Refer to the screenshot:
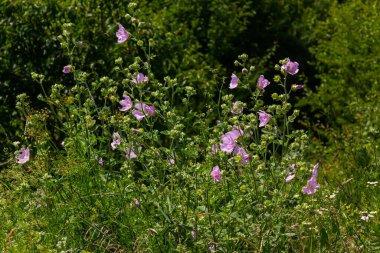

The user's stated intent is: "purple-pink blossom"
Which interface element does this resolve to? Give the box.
[231,101,243,114]
[291,84,304,91]
[257,75,270,90]
[302,163,320,195]
[16,147,30,164]
[99,158,104,166]
[62,65,71,74]
[132,109,145,121]
[211,165,221,182]
[312,163,319,178]
[119,94,132,111]
[258,111,270,128]
[132,103,156,121]
[111,132,121,150]
[286,164,296,182]
[281,60,299,75]
[285,174,295,182]
[229,73,239,89]
[220,126,244,154]
[134,198,140,207]
[132,73,149,84]
[233,146,250,165]
[126,146,141,159]
[116,23,129,44]
[302,177,320,195]
[220,134,236,154]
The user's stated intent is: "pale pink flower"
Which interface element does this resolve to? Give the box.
[99,158,104,166]
[220,127,243,154]
[62,65,71,74]
[312,163,319,178]
[211,166,221,182]
[232,125,244,136]
[285,174,295,182]
[143,104,156,116]
[116,23,129,43]
[132,103,156,120]
[361,215,369,222]
[16,147,30,164]
[111,132,121,150]
[220,134,236,154]
[210,144,219,155]
[233,146,250,165]
[291,84,304,91]
[281,60,299,75]
[131,73,149,84]
[258,111,270,127]
[257,75,270,90]
[302,163,321,195]
[286,164,296,182]
[132,128,142,133]
[134,198,140,207]
[169,156,175,165]
[191,230,197,239]
[126,146,141,159]
[231,101,243,114]
[229,73,239,89]
[132,109,145,121]
[302,177,320,195]
[119,94,132,111]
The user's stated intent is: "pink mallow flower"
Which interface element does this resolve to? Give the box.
[132,103,156,121]
[210,143,219,155]
[257,75,270,90]
[119,94,132,111]
[286,164,296,182]
[291,84,304,91]
[134,198,140,207]
[258,111,270,128]
[126,146,142,159]
[233,146,250,165]
[231,101,243,114]
[62,65,71,74]
[211,166,221,182]
[302,163,320,195]
[111,132,121,150]
[16,147,30,164]
[132,73,149,84]
[281,59,299,75]
[99,158,104,166]
[116,23,129,44]
[220,127,243,154]
[229,73,239,89]
[285,174,295,182]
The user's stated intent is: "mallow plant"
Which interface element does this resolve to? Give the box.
[2,10,374,252]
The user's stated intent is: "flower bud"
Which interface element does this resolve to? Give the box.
[238,53,248,61]
[273,75,281,83]
[115,57,123,65]
[128,2,137,10]
[271,93,279,100]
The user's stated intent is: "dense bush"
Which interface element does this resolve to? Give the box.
[303,0,380,126]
